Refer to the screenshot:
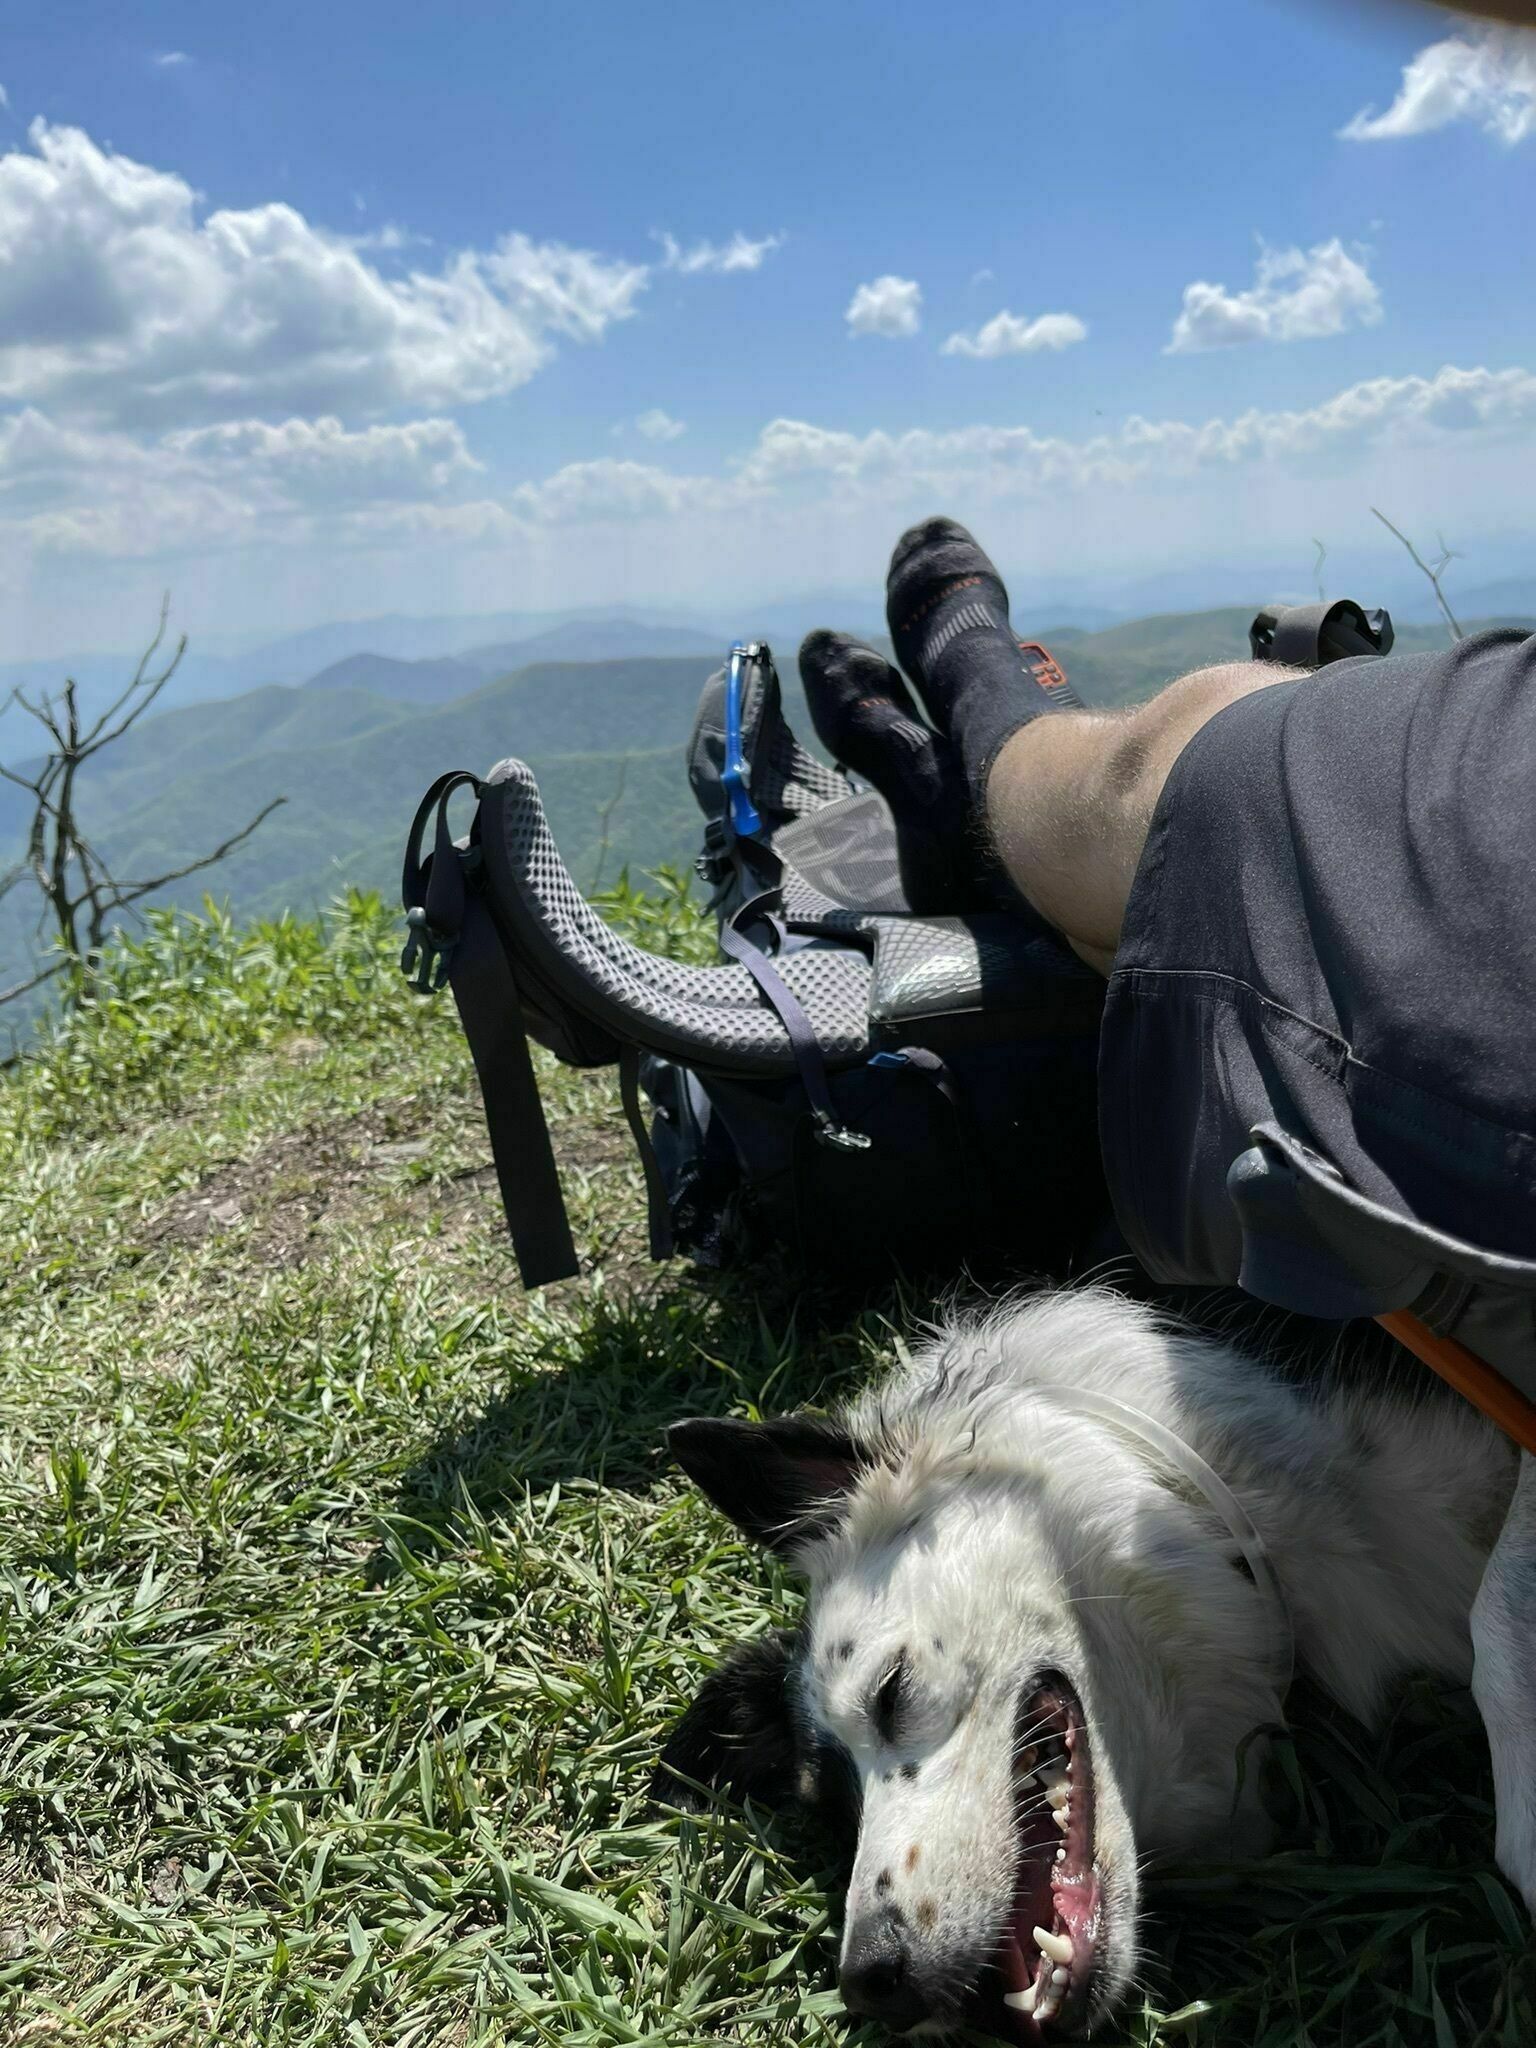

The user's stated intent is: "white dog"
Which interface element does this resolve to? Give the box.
[658,1287,1530,2040]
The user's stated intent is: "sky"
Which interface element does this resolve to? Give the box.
[1,0,1534,655]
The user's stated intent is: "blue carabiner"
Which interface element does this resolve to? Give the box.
[721,641,763,839]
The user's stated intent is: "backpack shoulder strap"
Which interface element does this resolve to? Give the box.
[401,771,579,1289]
[448,890,579,1288]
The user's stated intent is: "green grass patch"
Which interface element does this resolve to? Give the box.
[0,893,1530,2043]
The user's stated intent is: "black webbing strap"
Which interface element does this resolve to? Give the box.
[717,893,871,1153]
[402,770,481,914]
[618,1045,675,1260]
[401,768,578,1289]
[400,771,483,993]
[447,889,580,1289]
[889,1045,986,1236]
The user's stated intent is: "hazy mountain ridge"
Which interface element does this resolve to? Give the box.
[3,606,1529,1010]
[300,619,725,705]
[0,608,727,732]
[9,568,1531,736]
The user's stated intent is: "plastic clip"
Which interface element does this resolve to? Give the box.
[721,642,764,840]
[400,905,455,994]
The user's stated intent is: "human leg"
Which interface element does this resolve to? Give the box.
[882,516,1301,971]
[984,662,1302,972]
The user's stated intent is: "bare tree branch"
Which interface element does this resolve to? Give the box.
[108,798,287,905]
[1371,507,1464,643]
[0,604,284,1012]
[0,753,46,796]
[77,592,185,752]
[0,955,70,1007]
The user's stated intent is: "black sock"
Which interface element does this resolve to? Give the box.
[886,517,1074,802]
[799,629,952,809]
[798,630,983,913]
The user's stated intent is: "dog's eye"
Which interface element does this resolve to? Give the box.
[873,1652,910,1743]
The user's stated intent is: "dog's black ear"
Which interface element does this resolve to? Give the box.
[666,1415,866,1552]
[651,1628,806,1812]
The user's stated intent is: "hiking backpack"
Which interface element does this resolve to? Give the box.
[399,640,1107,1289]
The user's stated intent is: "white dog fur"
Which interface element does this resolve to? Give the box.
[663,1286,1531,2039]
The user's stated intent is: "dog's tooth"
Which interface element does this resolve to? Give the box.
[1052,1965,1070,1988]
[1003,1985,1037,2015]
[1034,1926,1073,1967]
[1055,1846,1066,1861]
[1053,1805,1070,1831]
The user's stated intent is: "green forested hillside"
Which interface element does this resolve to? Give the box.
[2,609,1524,1002]
[0,657,732,994]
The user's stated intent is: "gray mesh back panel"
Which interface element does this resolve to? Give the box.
[481,757,1103,1066]
[482,758,873,1072]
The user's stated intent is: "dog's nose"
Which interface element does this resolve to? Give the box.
[839,1921,929,2032]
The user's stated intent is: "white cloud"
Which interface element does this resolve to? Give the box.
[0,119,650,428]
[941,310,1087,358]
[343,222,426,253]
[154,51,192,68]
[0,120,798,593]
[1167,238,1381,353]
[1341,27,1536,144]
[13,359,1531,568]
[738,363,1536,496]
[10,359,1536,651]
[657,230,783,275]
[0,406,486,557]
[472,360,1536,613]
[164,414,481,497]
[845,274,922,338]
[511,456,747,525]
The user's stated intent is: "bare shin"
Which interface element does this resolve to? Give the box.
[984,660,1305,974]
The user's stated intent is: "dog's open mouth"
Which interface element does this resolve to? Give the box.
[988,1674,1102,2040]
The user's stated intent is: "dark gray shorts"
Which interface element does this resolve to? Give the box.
[1099,629,1536,1298]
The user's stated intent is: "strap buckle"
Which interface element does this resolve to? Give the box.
[400,905,455,994]
[694,818,733,885]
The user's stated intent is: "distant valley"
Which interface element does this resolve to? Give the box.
[2,603,1530,1014]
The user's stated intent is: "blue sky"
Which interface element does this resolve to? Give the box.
[2,0,1534,653]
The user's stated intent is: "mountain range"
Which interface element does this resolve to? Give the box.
[10,557,1531,739]
[1,603,1529,1014]
[299,617,725,706]
[0,611,731,734]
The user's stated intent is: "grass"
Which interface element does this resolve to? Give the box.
[0,888,1531,2046]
